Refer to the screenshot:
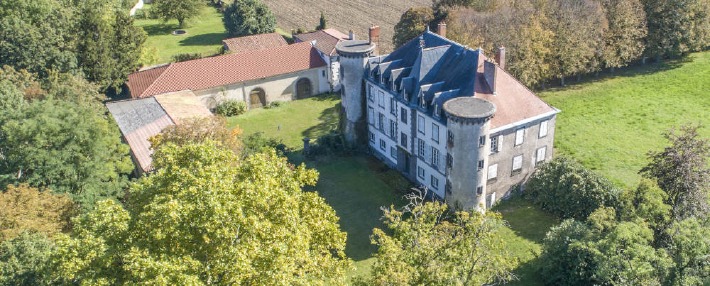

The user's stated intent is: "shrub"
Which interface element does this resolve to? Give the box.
[172,53,202,62]
[525,157,621,220]
[305,131,349,159]
[214,100,247,117]
[242,132,288,157]
[264,101,282,109]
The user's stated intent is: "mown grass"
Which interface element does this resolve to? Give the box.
[134,4,227,63]
[540,51,710,188]
[227,94,341,149]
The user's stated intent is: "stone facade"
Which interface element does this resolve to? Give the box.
[342,30,559,211]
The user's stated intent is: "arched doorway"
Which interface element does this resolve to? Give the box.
[249,87,266,109]
[296,78,312,99]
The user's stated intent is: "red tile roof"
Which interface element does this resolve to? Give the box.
[126,65,170,99]
[294,29,349,56]
[124,114,174,172]
[474,54,557,130]
[222,32,288,53]
[128,42,326,98]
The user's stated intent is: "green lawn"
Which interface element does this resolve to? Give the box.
[541,51,710,188]
[134,4,228,63]
[227,94,341,149]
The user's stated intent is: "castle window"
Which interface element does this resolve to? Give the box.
[368,85,374,102]
[434,104,441,117]
[389,119,396,139]
[418,139,425,158]
[391,147,397,159]
[380,139,386,151]
[515,128,525,146]
[390,98,396,115]
[431,148,440,169]
[539,120,549,138]
[479,135,486,147]
[418,166,425,179]
[368,131,375,143]
[432,124,439,143]
[417,115,425,134]
[430,175,439,190]
[445,180,452,195]
[400,107,408,123]
[487,164,498,180]
[378,113,384,131]
[447,130,454,147]
[378,91,385,107]
[490,136,499,153]
[536,146,547,164]
[446,153,453,169]
[322,70,326,77]
[512,155,523,172]
[368,107,374,125]
[400,133,408,148]
[478,159,485,171]
[476,186,483,195]
[420,96,426,109]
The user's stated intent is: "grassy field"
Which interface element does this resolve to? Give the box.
[227,94,341,149]
[134,4,227,63]
[541,52,710,188]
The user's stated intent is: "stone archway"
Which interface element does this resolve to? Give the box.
[296,78,312,99]
[249,87,266,109]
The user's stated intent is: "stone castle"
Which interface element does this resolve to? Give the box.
[336,24,559,210]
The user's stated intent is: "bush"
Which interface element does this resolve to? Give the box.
[524,157,621,220]
[222,0,276,37]
[242,132,288,157]
[214,100,247,117]
[264,101,282,109]
[172,53,202,62]
[304,131,349,159]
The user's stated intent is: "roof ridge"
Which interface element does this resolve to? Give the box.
[140,63,172,98]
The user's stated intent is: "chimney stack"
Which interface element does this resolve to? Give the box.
[369,25,380,55]
[495,46,506,69]
[437,22,447,38]
[348,30,354,40]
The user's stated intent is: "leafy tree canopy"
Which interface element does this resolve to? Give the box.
[222,0,277,37]
[0,232,54,286]
[392,7,434,48]
[53,141,350,285]
[359,191,516,285]
[152,0,204,28]
[0,184,76,242]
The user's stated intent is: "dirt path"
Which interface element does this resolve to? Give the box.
[263,0,430,53]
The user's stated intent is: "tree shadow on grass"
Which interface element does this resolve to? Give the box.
[539,57,692,93]
[301,100,340,140]
[141,23,179,36]
[508,255,546,286]
[493,196,560,243]
[179,32,228,47]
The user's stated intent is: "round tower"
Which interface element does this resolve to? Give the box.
[335,39,375,145]
[443,97,496,211]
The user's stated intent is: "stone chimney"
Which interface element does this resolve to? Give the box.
[484,60,497,94]
[369,25,380,55]
[437,22,447,38]
[348,30,354,40]
[495,46,506,69]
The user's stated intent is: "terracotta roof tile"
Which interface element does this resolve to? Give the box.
[129,42,326,98]
[474,54,557,130]
[222,32,288,53]
[126,65,170,99]
[294,29,348,56]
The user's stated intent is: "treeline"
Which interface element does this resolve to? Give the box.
[394,0,709,87]
[525,125,709,285]
[0,0,147,93]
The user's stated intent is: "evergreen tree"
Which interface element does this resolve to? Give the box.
[316,11,327,30]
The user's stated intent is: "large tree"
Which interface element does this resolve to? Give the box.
[53,141,350,285]
[0,67,133,209]
[0,232,54,286]
[643,0,710,59]
[0,185,75,242]
[359,191,516,285]
[599,0,647,71]
[152,0,204,28]
[392,7,434,48]
[222,0,277,37]
[640,125,709,219]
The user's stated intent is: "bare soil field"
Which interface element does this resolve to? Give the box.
[263,0,431,53]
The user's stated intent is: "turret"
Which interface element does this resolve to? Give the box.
[443,97,496,211]
[335,36,376,145]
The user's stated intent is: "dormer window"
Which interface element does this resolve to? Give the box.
[420,96,426,109]
[433,104,441,117]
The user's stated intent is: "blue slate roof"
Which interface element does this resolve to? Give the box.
[366,30,480,122]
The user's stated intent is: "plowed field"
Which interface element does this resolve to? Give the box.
[263,0,430,52]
